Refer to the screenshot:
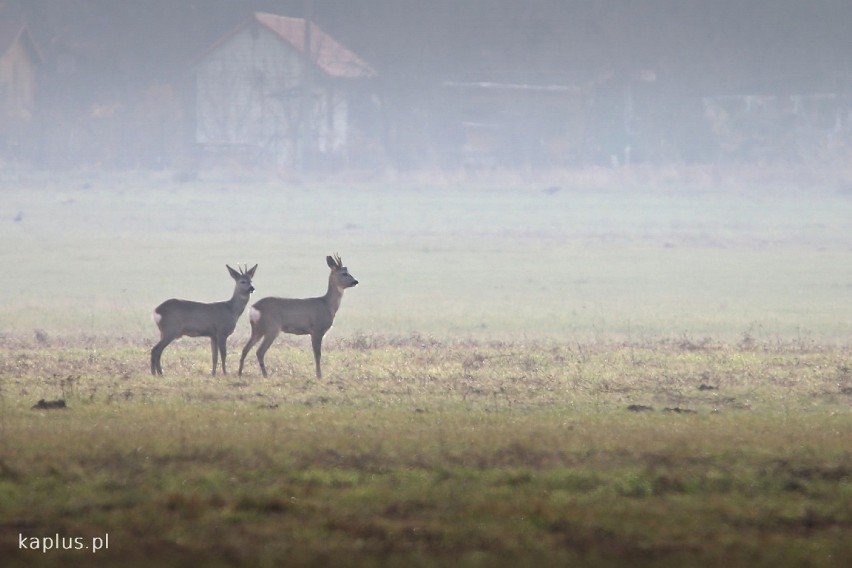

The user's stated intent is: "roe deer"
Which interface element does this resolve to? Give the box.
[238,254,358,379]
[151,264,257,376]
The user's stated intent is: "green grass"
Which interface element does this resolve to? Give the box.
[1,172,851,565]
[1,339,850,566]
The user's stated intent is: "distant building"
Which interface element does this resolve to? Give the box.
[194,12,379,170]
[0,15,41,139]
[702,93,851,162]
[444,81,589,169]
[442,71,677,170]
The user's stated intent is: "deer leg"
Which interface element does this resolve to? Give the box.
[238,331,263,376]
[150,344,159,376]
[311,332,324,379]
[218,334,229,375]
[255,330,280,378]
[210,337,219,376]
[151,334,176,376]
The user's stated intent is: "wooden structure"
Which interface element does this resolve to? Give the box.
[194,12,377,170]
[703,93,850,162]
[0,14,41,141]
[444,81,589,169]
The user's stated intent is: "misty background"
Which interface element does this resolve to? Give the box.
[2,0,852,175]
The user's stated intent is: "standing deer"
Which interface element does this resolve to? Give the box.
[151,264,257,376]
[238,254,358,379]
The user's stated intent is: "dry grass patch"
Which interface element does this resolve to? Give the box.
[0,338,850,566]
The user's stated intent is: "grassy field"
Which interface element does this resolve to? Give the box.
[1,339,850,567]
[1,170,851,566]
[2,169,851,340]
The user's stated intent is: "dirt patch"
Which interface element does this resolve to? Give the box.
[31,399,67,410]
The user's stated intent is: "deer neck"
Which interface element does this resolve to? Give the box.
[227,289,251,317]
[323,276,345,317]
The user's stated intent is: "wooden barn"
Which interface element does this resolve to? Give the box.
[194,12,377,170]
[0,11,41,136]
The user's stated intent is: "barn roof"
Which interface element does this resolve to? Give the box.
[199,12,375,79]
[0,2,41,62]
[253,12,375,78]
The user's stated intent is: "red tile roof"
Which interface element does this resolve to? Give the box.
[0,1,29,56]
[254,12,375,79]
[0,22,42,63]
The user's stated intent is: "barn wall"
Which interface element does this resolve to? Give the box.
[0,40,37,121]
[195,24,351,168]
[196,26,303,152]
[317,87,347,153]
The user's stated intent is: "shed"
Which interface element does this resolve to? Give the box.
[194,12,377,169]
[0,14,41,126]
[702,93,850,162]
[444,81,589,169]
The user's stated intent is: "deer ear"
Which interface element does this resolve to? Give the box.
[246,264,258,278]
[226,265,241,279]
[326,255,337,269]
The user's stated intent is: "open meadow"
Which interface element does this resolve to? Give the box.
[1,169,851,566]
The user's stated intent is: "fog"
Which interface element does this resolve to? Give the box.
[3,0,852,174]
[4,8,852,567]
